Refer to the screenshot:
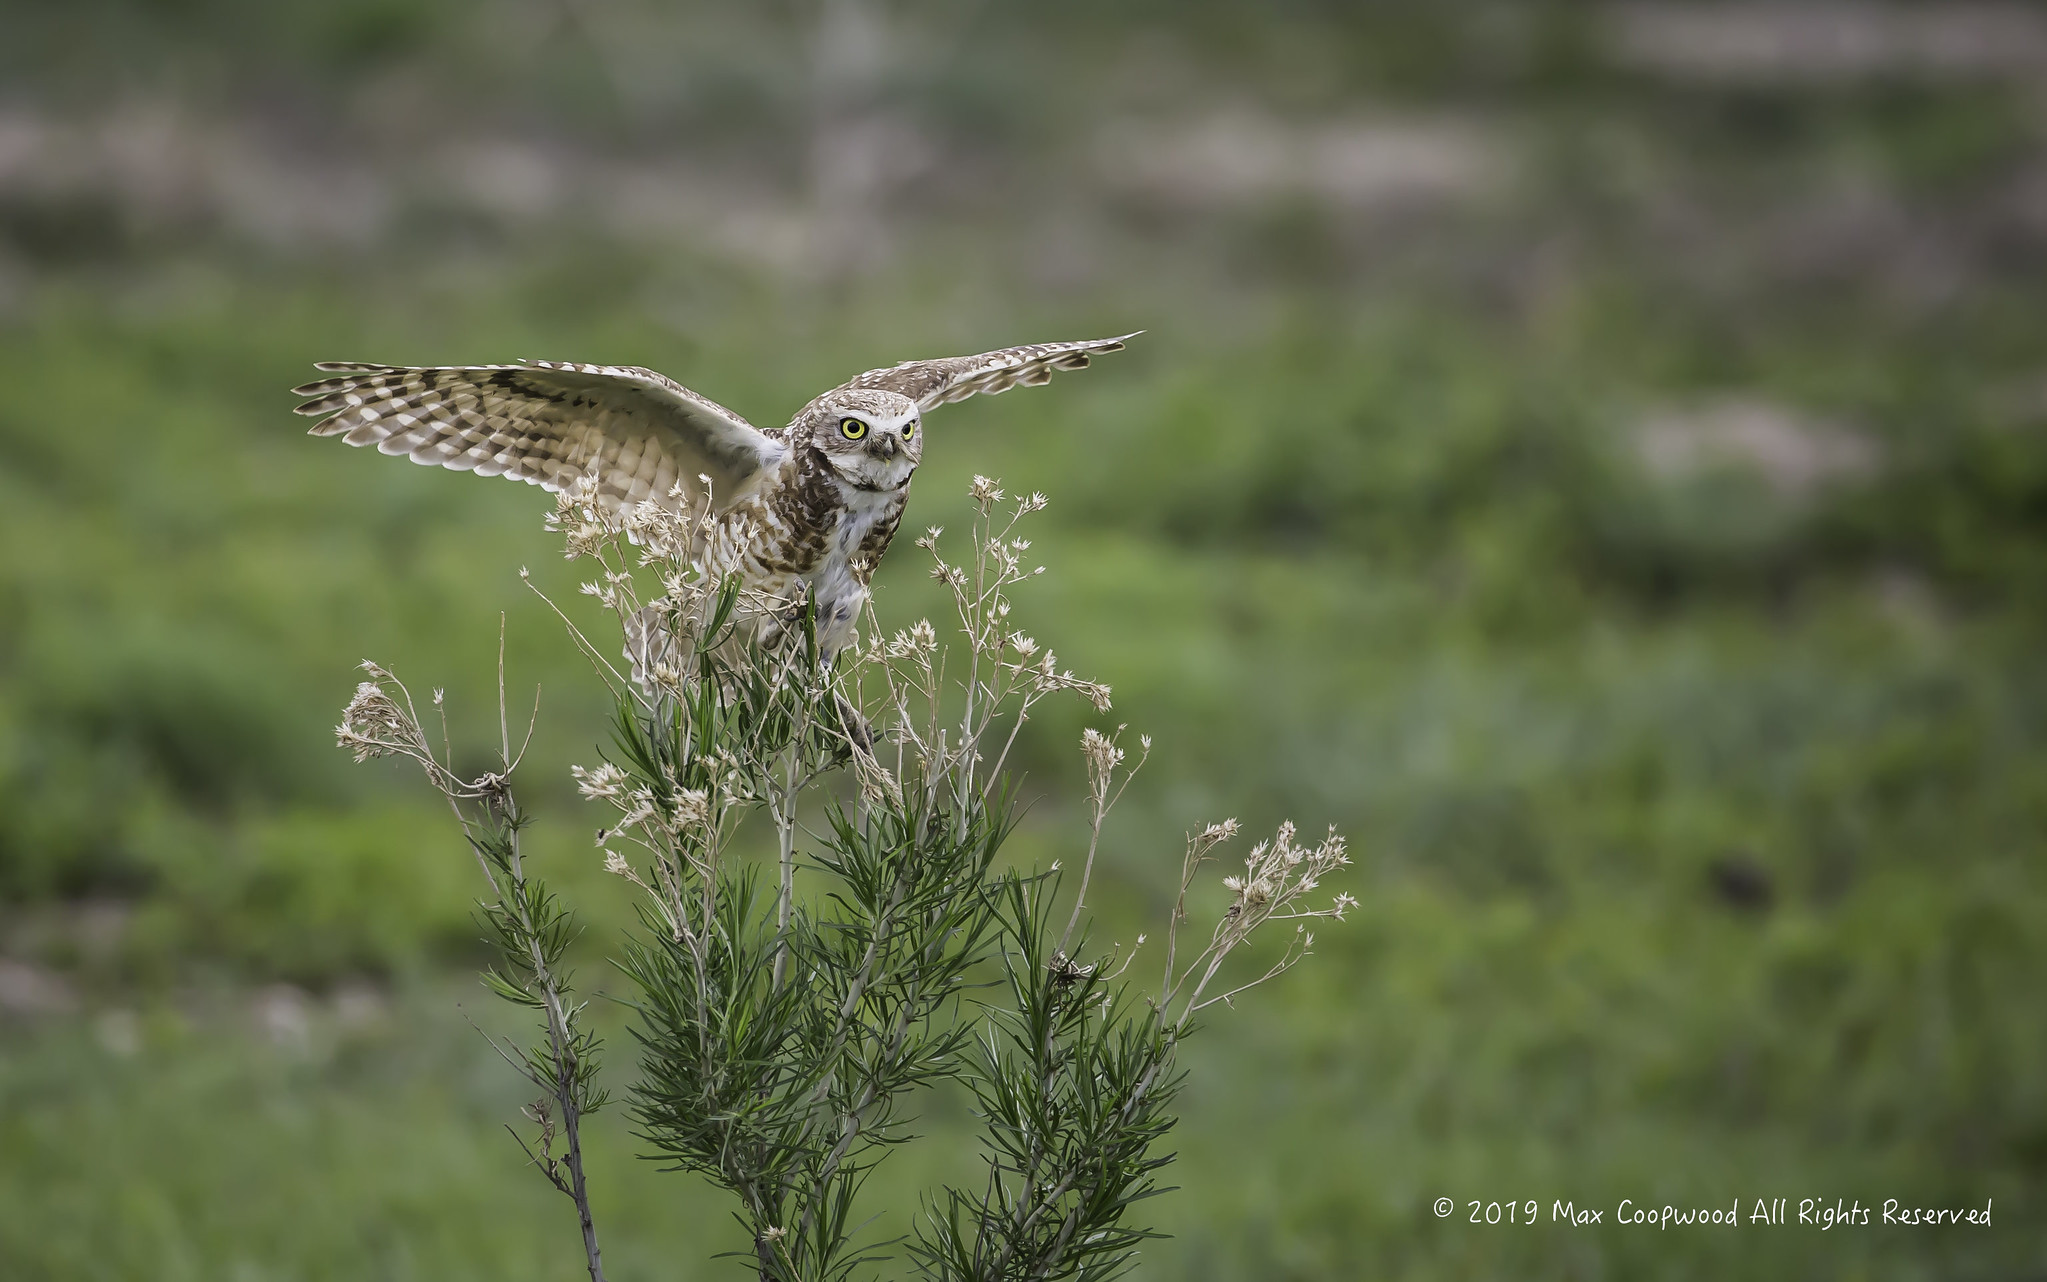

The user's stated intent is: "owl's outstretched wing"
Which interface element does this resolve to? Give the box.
[831,334,1137,412]
[291,360,785,510]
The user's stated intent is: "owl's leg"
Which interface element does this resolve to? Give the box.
[812,592,864,666]
[752,582,813,655]
[833,693,875,753]
[812,590,872,750]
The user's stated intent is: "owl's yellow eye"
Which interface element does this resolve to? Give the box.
[839,417,868,440]
[902,421,917,440]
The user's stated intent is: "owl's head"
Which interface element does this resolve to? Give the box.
[803,388,922,492]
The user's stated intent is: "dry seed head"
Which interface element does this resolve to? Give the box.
[550,485,580,523]
[1016,649,1110,708]
[887,618,939,660]
[613,787,658,834]
[337,680,419,763]
[572,763,628,801]
[561,522,607,559]
[669,787,711,831]
[1080,727,1126,776]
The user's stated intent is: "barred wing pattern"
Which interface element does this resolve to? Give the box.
[835,334,1138,411]
[291,361,785,511]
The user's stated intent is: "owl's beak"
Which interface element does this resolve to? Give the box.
[875,435,899,459]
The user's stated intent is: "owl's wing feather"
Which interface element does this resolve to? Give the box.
[291,361,784,510]
[833,334,1138,412]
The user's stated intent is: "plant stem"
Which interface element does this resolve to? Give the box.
[772,763,798,991]
[1059,798,1107,955]
[505,820,608,1282]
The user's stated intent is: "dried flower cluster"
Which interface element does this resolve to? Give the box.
[846,480,1113,822]
[335,664,440,767]
[1159,820,1356,1023]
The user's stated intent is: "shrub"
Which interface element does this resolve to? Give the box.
[335,476,1355,1280]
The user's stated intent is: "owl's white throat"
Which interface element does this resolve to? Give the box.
[827,452,915,496]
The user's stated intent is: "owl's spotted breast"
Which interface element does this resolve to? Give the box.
[702,443,907,655]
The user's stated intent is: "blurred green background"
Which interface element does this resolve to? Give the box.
[2,1,2044,1277]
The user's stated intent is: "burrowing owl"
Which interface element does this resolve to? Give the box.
[292,336,1133,658]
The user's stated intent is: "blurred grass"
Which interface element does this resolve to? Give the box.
[3,1,2047,1277]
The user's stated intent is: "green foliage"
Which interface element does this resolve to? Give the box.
[914,876,1185,1282]
[623,790,1013,1280]
[609,602,1014,1279]
[129,803,484,984]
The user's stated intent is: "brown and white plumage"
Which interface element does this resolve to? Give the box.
[290,360,784,511]
[293,335,1134,658]
[830,336,1139,411]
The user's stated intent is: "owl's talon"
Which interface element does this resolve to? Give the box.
[834,693,875,754]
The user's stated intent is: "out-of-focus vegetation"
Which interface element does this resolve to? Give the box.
[2,2,2044,1277]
